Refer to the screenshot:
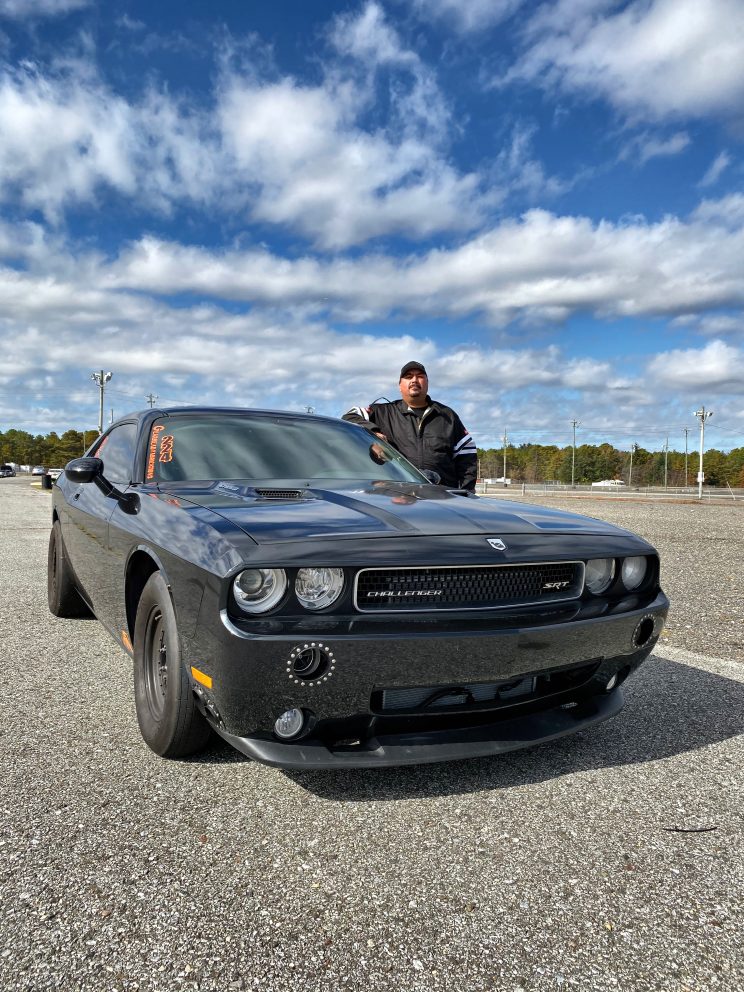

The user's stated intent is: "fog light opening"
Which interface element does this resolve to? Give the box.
[632,616,656,648]
[274,708,311,740]
[288,643,335,682]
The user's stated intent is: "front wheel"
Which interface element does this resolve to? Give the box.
[133,572,211,758]
[47,521,91,618]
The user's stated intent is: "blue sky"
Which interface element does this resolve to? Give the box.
[1,0,744,453]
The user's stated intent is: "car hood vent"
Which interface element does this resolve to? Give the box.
[254,488,306,499]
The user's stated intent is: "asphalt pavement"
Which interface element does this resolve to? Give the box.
[1,477,742,992]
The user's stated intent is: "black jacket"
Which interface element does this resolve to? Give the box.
[343,398,477,491]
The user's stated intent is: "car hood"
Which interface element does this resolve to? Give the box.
[158,480,634,545]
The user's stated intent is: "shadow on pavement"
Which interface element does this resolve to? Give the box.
[274,653,744,800]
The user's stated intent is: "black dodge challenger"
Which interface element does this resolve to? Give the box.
[48,407,668,768]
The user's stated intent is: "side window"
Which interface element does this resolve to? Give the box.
[92,423,137,485]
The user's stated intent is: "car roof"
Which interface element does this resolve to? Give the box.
[115,406,344,430]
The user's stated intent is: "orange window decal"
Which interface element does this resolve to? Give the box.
[158,434,174,463]
[146,425,165,480]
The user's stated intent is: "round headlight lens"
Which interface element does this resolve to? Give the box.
[295,567,344,611]
[233,568,287,613]
[621,556,647,590]
[585,558,615,594]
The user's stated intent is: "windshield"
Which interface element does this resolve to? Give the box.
[146,414,428,484]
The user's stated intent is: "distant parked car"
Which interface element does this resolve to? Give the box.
[591,480,626,487]
[47,468,63,481]
[31,465,45,476]
[0,464,16,477]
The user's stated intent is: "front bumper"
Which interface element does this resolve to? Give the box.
[187,589,668,767]
[214,688,625,768]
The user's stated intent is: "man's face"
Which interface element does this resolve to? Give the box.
[399,369,428,407]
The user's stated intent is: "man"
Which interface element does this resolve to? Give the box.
[342,361,477,491]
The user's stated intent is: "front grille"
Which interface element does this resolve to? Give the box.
[354,561,584,612]
[254,488,305,499]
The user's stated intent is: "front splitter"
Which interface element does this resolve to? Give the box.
[211,688,625,769]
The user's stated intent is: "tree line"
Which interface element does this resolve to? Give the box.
[0,429,95,468]
[478,441,744,488]
[1,427,743,487]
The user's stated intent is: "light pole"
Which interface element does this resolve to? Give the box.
[628,443,637,487]
[91,370,113,434]
[694,406,712,500]
[571,419,580,488]
[502,429,508,486]
[663,435,669,489]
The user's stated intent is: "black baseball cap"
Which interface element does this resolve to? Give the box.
[399,361,427,379]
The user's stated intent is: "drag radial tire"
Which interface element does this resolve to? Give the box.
[133,572,211,758]
[47,520,92,618]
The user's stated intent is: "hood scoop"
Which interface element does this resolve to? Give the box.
[254,488,307,500]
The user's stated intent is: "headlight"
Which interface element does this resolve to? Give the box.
[295,567,344,610]
[621,556,647,590]
[585,558,615,594]
[233,568,287,613]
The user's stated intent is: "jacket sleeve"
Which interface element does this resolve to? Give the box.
[341,404,385,434]
[452,416,478,491]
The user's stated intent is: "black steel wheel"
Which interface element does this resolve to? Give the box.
[47,520,91,618]
[133,572,211,758]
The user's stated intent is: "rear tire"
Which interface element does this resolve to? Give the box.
[133,572,211,758]
[47,521,91,618]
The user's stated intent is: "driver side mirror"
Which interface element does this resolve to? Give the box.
[420,469,441,484]
[64,457,104,484]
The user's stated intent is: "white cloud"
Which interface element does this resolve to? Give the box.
[0,0,90,19]
[214,64,484,248]
[493,123,574,200]
[699,151,732,188]
[507,0,744,124]
[647,339,744,391]
[405,0,523,33]
[692,193,744,228]
[623,131,690,165]
[678,313,744,337]
[95,198,744,326]
[0,270,651,436]
[0,63,220,221]
[331,2,417,68]
[0,14,488,248]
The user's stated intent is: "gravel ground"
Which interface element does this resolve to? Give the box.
[1,478,742,992]
[481,493,744,666]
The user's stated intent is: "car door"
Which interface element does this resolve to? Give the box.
[63,422,138,621]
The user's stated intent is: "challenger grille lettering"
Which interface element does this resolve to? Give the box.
[542,580,570,590]
[367,590,443,598]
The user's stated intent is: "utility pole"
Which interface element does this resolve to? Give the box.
[628,443,637,487]
[571,419,580,488]
[501,429,508,486]
[683,427,690,488]
[146,393,158,408]
[694,406,712,500]
[91,370,113,434]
